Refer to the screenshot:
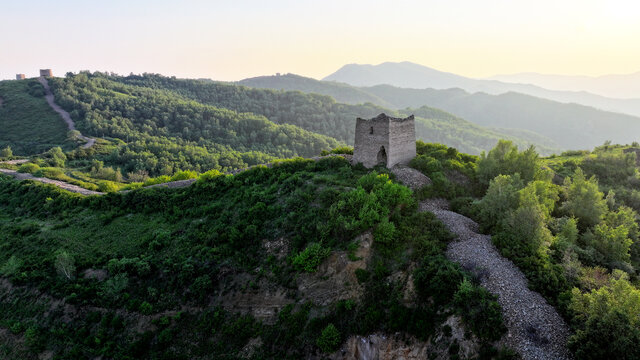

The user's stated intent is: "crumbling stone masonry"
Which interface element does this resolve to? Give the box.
[353,113,416,168]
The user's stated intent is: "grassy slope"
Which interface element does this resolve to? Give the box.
[0,80,72,155]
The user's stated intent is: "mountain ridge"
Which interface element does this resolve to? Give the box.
[323,61,640,117]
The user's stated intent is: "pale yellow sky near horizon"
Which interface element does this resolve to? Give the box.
[1,0,640,81]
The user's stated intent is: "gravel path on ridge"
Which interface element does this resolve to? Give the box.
[0,168,103,195]
[419,198,571,360]
[38,77,96,148]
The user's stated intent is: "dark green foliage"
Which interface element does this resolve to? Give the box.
[316,323,340,353]
[453,279,505,342]
[413,256,464,306]
[568,311,640,360]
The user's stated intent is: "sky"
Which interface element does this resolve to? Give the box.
[2,0,640,81]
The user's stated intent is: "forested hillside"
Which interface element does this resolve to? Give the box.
[238,73,393,108]
[0,80,74,155]
[240,73,640,151]
[47,73,340,176]
[123,73,559,155]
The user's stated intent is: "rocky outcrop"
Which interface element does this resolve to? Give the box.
[298,232,372,305]
[327,316,478,360]
[216,231,373,323]
[420,199,571,360]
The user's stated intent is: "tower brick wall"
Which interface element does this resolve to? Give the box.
[353,113,416,168]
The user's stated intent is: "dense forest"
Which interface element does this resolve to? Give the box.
[111,73,559,155]
[47,73,340,176]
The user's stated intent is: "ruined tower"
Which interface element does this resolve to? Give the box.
[16,74,25,80]
[39,69,53,77]
[353,113,416,168]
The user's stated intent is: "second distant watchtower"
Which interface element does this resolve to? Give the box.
[353,113,416,168]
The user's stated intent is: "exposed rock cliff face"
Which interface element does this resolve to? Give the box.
[216,232,374,323]
[298,232,372,305]
[327,316,478,360]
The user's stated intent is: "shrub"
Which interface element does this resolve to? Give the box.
[410,155,443,174]
[98,181,120,193]
[477,140,540,186]
[321,146,353,155]
[0,146,12,158]
[560,168,607,229]
[45,147,67,167]
[17,163,40,174]
[0,255,22,277]
[139,301,153,315]
[317,323,341,353]
[413,256,464,305]
[54,250,76,281]
[170,170,198,181]
[292,243,330,272]
[453,279,505,341]
[373,218,396,247]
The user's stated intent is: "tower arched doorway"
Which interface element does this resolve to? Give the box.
[377,146,387,165]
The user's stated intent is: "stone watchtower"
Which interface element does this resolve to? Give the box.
[39,69,53,77]
[16,74,25,80]
[352,113,416,168]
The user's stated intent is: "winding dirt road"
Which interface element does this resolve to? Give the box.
[38,77,95,148]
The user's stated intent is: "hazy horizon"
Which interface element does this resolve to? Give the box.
[2,0,640,82]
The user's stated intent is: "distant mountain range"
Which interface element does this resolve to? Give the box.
[240,72,640,150]
[322,61,640,118]
[489,71,640,99]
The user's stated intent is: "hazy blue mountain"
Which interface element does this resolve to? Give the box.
[364,85,640,150]
[238,74,561,154]
[489,71,640,99]
[323,61,640,117]
[239,73,393,108]
[239,73,640,150]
